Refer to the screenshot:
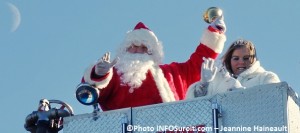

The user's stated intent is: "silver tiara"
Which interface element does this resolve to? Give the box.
[233,39,251,46]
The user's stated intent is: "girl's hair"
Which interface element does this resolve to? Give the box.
[222,39,257,74]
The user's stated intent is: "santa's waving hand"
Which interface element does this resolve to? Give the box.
[95,52,119,76]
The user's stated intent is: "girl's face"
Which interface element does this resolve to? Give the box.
[230,47,253,76]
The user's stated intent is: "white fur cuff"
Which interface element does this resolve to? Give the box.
[83,65,113,89]
[201,29,226,53]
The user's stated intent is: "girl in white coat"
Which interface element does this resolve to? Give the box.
[186,39,281,98]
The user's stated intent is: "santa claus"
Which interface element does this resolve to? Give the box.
[81,18,226,111]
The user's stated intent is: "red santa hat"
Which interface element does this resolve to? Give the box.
[134,22,151,31]
[119,22,164,63]
[125,22,159,48]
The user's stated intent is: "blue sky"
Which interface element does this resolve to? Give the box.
[0,0,299,132]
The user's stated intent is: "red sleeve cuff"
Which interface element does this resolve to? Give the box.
[208,26,223,34]
[208,26,218,32]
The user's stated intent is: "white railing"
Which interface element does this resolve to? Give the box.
[64,82,300,133]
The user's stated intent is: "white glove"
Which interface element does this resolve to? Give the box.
[201,57,217,83]
[95,52,119,76]
[210,15,226,33]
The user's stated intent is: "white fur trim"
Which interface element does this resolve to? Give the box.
[237,61,280,88]
[149,66,176,102]
[83,65,113,89]
[185,68,244,99]
[125,29,158,46]
[201,29,226,53]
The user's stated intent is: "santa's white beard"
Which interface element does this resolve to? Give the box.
[115,53,155,89]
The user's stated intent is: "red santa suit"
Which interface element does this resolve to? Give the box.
[82,22,226,111]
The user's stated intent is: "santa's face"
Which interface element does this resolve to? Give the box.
[126,43,149,54]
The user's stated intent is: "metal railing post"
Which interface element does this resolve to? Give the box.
[212,103,221,133]
[122,115,128,133]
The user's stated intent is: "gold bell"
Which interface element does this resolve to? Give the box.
[203,7,223,23]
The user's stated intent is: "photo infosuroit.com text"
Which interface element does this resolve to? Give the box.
[126,124,288,132]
